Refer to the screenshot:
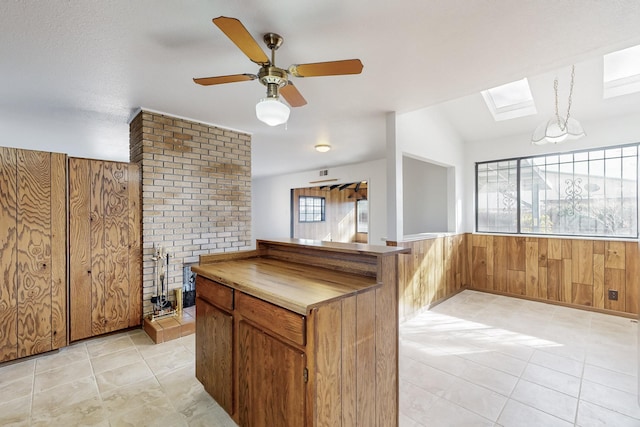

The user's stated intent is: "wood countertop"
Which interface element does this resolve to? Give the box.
[257,238,410,256]
[192,257,379,315]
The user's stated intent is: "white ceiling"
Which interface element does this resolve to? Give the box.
[2,1,640,177]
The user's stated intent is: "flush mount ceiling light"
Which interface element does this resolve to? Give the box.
[531,65,585,145]
[314,144,331,152]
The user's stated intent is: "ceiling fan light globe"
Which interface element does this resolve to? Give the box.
[256,97,290,126]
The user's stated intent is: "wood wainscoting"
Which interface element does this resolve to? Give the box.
[390,235,468,322]
[468,235,639,317]
[391,233,638,322]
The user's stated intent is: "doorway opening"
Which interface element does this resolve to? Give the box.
[290,181,368,243]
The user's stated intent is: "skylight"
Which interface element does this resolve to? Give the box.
[481,78,537,121]
[603,44,640,98]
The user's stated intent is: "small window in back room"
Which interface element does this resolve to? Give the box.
[299,196,325,222]
[356,199,368,233]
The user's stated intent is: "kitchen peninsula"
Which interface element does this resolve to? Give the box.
[192,238,409,427]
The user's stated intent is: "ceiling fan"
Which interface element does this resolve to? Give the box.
[194,16,364,126]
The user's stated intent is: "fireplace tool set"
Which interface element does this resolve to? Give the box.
[149,245,178,321]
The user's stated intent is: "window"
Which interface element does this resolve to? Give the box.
[603,44,640,98]
[299,196,325,222]
[480,78,537,121]
[476,144,639,238]
[356,199,369,233]
[476,160,519,233]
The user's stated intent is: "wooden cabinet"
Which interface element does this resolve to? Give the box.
[193,239,409,427]
[196,276,308,426]
[68,158,141,341]
[238,321,306,427]
[195,277,233,414]
[0,147,67,362]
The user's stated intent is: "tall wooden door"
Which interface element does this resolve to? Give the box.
[0,147,66,362]
[69,158,141,341]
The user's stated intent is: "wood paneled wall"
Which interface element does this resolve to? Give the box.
[468,235,639,316]
[0,147,67,362]
[292,186,366,243]
[69,158,141,342]
[393,235,468,322]
[392,233,638,321]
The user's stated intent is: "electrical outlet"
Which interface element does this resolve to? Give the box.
[608,289,619,301]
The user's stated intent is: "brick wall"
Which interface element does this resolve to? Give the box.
[130,110,252,315]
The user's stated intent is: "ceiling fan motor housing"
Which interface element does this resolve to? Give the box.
[258,66,288,98]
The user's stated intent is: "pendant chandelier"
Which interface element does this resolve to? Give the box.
[531,65,585,145]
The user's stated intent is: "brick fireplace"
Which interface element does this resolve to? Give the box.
[130,110,252,315]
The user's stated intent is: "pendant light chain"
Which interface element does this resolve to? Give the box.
[554,65,575,132]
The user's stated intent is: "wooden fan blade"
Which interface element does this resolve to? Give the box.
[289,59,363,77]
[213,16,269,65]
[193,74,256,86]
[280,82,307,107]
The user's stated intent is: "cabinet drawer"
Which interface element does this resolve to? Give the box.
[196,276,234,311]
[236,292,306,346]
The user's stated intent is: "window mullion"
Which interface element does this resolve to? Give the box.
[517,159,521,234]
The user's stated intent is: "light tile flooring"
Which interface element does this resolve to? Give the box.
[0,330,236,426]
[400,290,639,426]
[0,290,637,426]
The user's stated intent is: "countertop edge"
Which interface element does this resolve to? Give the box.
[192,260,381,316]
[257,238,410,256]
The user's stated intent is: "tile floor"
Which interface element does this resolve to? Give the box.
[0,330,236,427]
[400,290,639,427]
[0,290,637,426]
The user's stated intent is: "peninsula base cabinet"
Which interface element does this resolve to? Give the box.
[195,276,307,427]
[193,239,409,427]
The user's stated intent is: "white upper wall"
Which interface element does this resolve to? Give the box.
[390,106,467,239]
[402,155,449,234]
[252,159,388,246]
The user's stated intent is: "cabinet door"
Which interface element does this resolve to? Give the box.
[195,297,233,415]
[69,158,141,342]
[0,149,66,360]
[102,161,130,333]
[238,321,306,427]
[0,147,18,361]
